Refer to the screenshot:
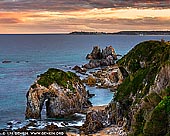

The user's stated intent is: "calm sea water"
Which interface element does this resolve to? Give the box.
[0,34,170,128]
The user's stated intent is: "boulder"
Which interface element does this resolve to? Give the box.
[80,107,116,134]
[2,60,12,63]
[25,68,91,119]
[80,110,104,134]
[83,60,101,69]
[83,75,96,86]
[100,55,115,66]
[72,65,87,74]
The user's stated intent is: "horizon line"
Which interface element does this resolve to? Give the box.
[0,30,170,35]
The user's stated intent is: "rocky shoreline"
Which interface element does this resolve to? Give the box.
[1,40,170,136]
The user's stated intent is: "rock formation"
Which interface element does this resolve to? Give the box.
[86,46,102,59]
[114,40,170,135]
[80,40,170,135]
[101,46,117,59]
[83,46,117,69]
[80,106,116,134]
[72,65,87,75]
[83,65,127,90]
[25,68,91,119]
[2,60,12,63]
[22,40,169,135]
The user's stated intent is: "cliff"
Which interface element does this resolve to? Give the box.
[25,68,91,119]
[80,40,170,135]
[114,40,170,135]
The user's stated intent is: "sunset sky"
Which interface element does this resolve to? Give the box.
[0,0,170,34]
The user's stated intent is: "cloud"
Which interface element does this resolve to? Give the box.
[83,16,170,31]
[0,0,169,12]
[0,18,21,24]
[20,16,170,32]
[1,16,170,33]
[0,2,170,34]
[0,0,90,12]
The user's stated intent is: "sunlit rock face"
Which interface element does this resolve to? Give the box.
[25,68,91,119]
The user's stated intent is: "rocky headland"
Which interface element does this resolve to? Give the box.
[113,40,170,136]
[80,40,170,136]
[1,40,169,136]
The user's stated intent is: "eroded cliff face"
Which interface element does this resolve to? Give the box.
[114,40,170,135]
[141,64,170,135]
[25,68,91,119]
[149,64,170,94]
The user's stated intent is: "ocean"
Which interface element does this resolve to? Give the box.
[0,34,170,129]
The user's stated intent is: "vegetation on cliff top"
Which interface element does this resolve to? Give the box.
[115,40,170,135]
[118,40,170,73]
[116,40,170,102]
[37,68,81,91]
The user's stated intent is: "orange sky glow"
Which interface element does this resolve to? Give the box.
[0,0,170,34]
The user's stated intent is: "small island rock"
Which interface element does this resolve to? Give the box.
[84,45,117,69]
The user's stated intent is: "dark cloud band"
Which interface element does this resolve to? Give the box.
[0,0,169,11]
[0,18,21,24]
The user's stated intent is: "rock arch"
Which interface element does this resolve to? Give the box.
[25,82,90,119]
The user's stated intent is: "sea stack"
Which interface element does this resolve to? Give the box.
[84,45,117,69]
[25,68,91,119]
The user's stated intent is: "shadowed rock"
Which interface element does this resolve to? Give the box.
[86,46,102,60]
[2,60,12,63]
[84,46,117,69]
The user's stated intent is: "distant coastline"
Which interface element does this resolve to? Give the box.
[69,31,170,35]
[1,31,170,35]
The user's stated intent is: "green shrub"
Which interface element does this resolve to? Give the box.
[133,109,145,135]
[37,68,80,92]
[143,96,170,135]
